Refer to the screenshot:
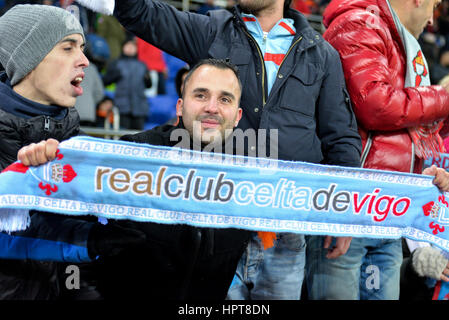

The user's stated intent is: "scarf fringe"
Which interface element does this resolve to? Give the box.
[75,0,114,15]
[0,209,30,233]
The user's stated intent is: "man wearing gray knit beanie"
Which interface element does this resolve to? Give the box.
[0,4,92,300]
[0,4,87,106]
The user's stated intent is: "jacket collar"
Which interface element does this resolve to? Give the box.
[232,4,322,49]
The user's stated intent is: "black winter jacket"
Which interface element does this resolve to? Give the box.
[95,122,252,300]
[0,74,95,300]
[113,1,362,166]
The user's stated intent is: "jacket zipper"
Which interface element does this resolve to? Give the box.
[277,36,303,72]
[44,116,50,131]
[242,28,267,106]
[361,132,415,173]
[410,141,415,173]
[360,132,373,168]
[43,116,51,139]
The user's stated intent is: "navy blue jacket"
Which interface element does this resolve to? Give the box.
[114,1,362,166]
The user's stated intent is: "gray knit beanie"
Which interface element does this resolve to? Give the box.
[0,4,85,86]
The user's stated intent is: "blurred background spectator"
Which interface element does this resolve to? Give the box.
[102,36,152,130]
[137,38,168,96]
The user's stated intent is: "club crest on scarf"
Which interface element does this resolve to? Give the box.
[412,50,428,87]
[422,195,449,235]
[1,150,77,196]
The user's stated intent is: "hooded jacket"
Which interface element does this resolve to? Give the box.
[323,0,449,173]
[0,73,94,299]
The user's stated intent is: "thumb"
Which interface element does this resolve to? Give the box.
[423,165,437,176]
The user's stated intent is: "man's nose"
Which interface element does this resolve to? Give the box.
[78,50,89,68]
[204,98,219,113]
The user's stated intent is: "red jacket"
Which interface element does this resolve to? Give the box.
[323,0,449,173]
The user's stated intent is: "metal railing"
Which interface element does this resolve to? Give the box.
[80,107,140,140]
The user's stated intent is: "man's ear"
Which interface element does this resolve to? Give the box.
[176,98,183,117]
[234,108,243,127]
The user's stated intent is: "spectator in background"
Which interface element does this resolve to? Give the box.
[175,65,190,98]
[136,37,167,95]
[96,14,126,62]
[103,36,152,130]
[164,64,190,126]
[84,33,110,71]
[400,239,449,300]
[431,47,449,84]
[437,0,449,37]
[74,62,105,126]
[95,96,114,127]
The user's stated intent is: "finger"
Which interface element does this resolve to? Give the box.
[433,169,449,192]
[423,165,437,176]
[340,237,352,254]
[323,236,332,249]
[34,141,48,165]
[441,274,449,282]
[45,139,60,161]
[17,145,31,166]
[23,143,39,166]
[326,246,343,259]
[442,266,449,277]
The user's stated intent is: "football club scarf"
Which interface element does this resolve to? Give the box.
[1,136,449,252]
[387,1,445,159]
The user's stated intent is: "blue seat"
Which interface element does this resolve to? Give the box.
[163,52,188,81]
[147,94,178,126]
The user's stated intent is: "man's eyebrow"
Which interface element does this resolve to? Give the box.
[192,87,236,100]
[60,38,85,47]
[220,90,236,100]
[192,87,209,93]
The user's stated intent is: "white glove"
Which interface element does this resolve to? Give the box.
[412,246,449,280]
[76,0,115,15]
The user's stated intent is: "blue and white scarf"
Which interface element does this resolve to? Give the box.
[1,136,449,252]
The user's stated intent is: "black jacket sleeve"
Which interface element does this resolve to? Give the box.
[113,0,218,64]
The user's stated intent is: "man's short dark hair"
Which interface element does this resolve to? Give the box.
[181,58,242,100]
[175,65,190,97]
